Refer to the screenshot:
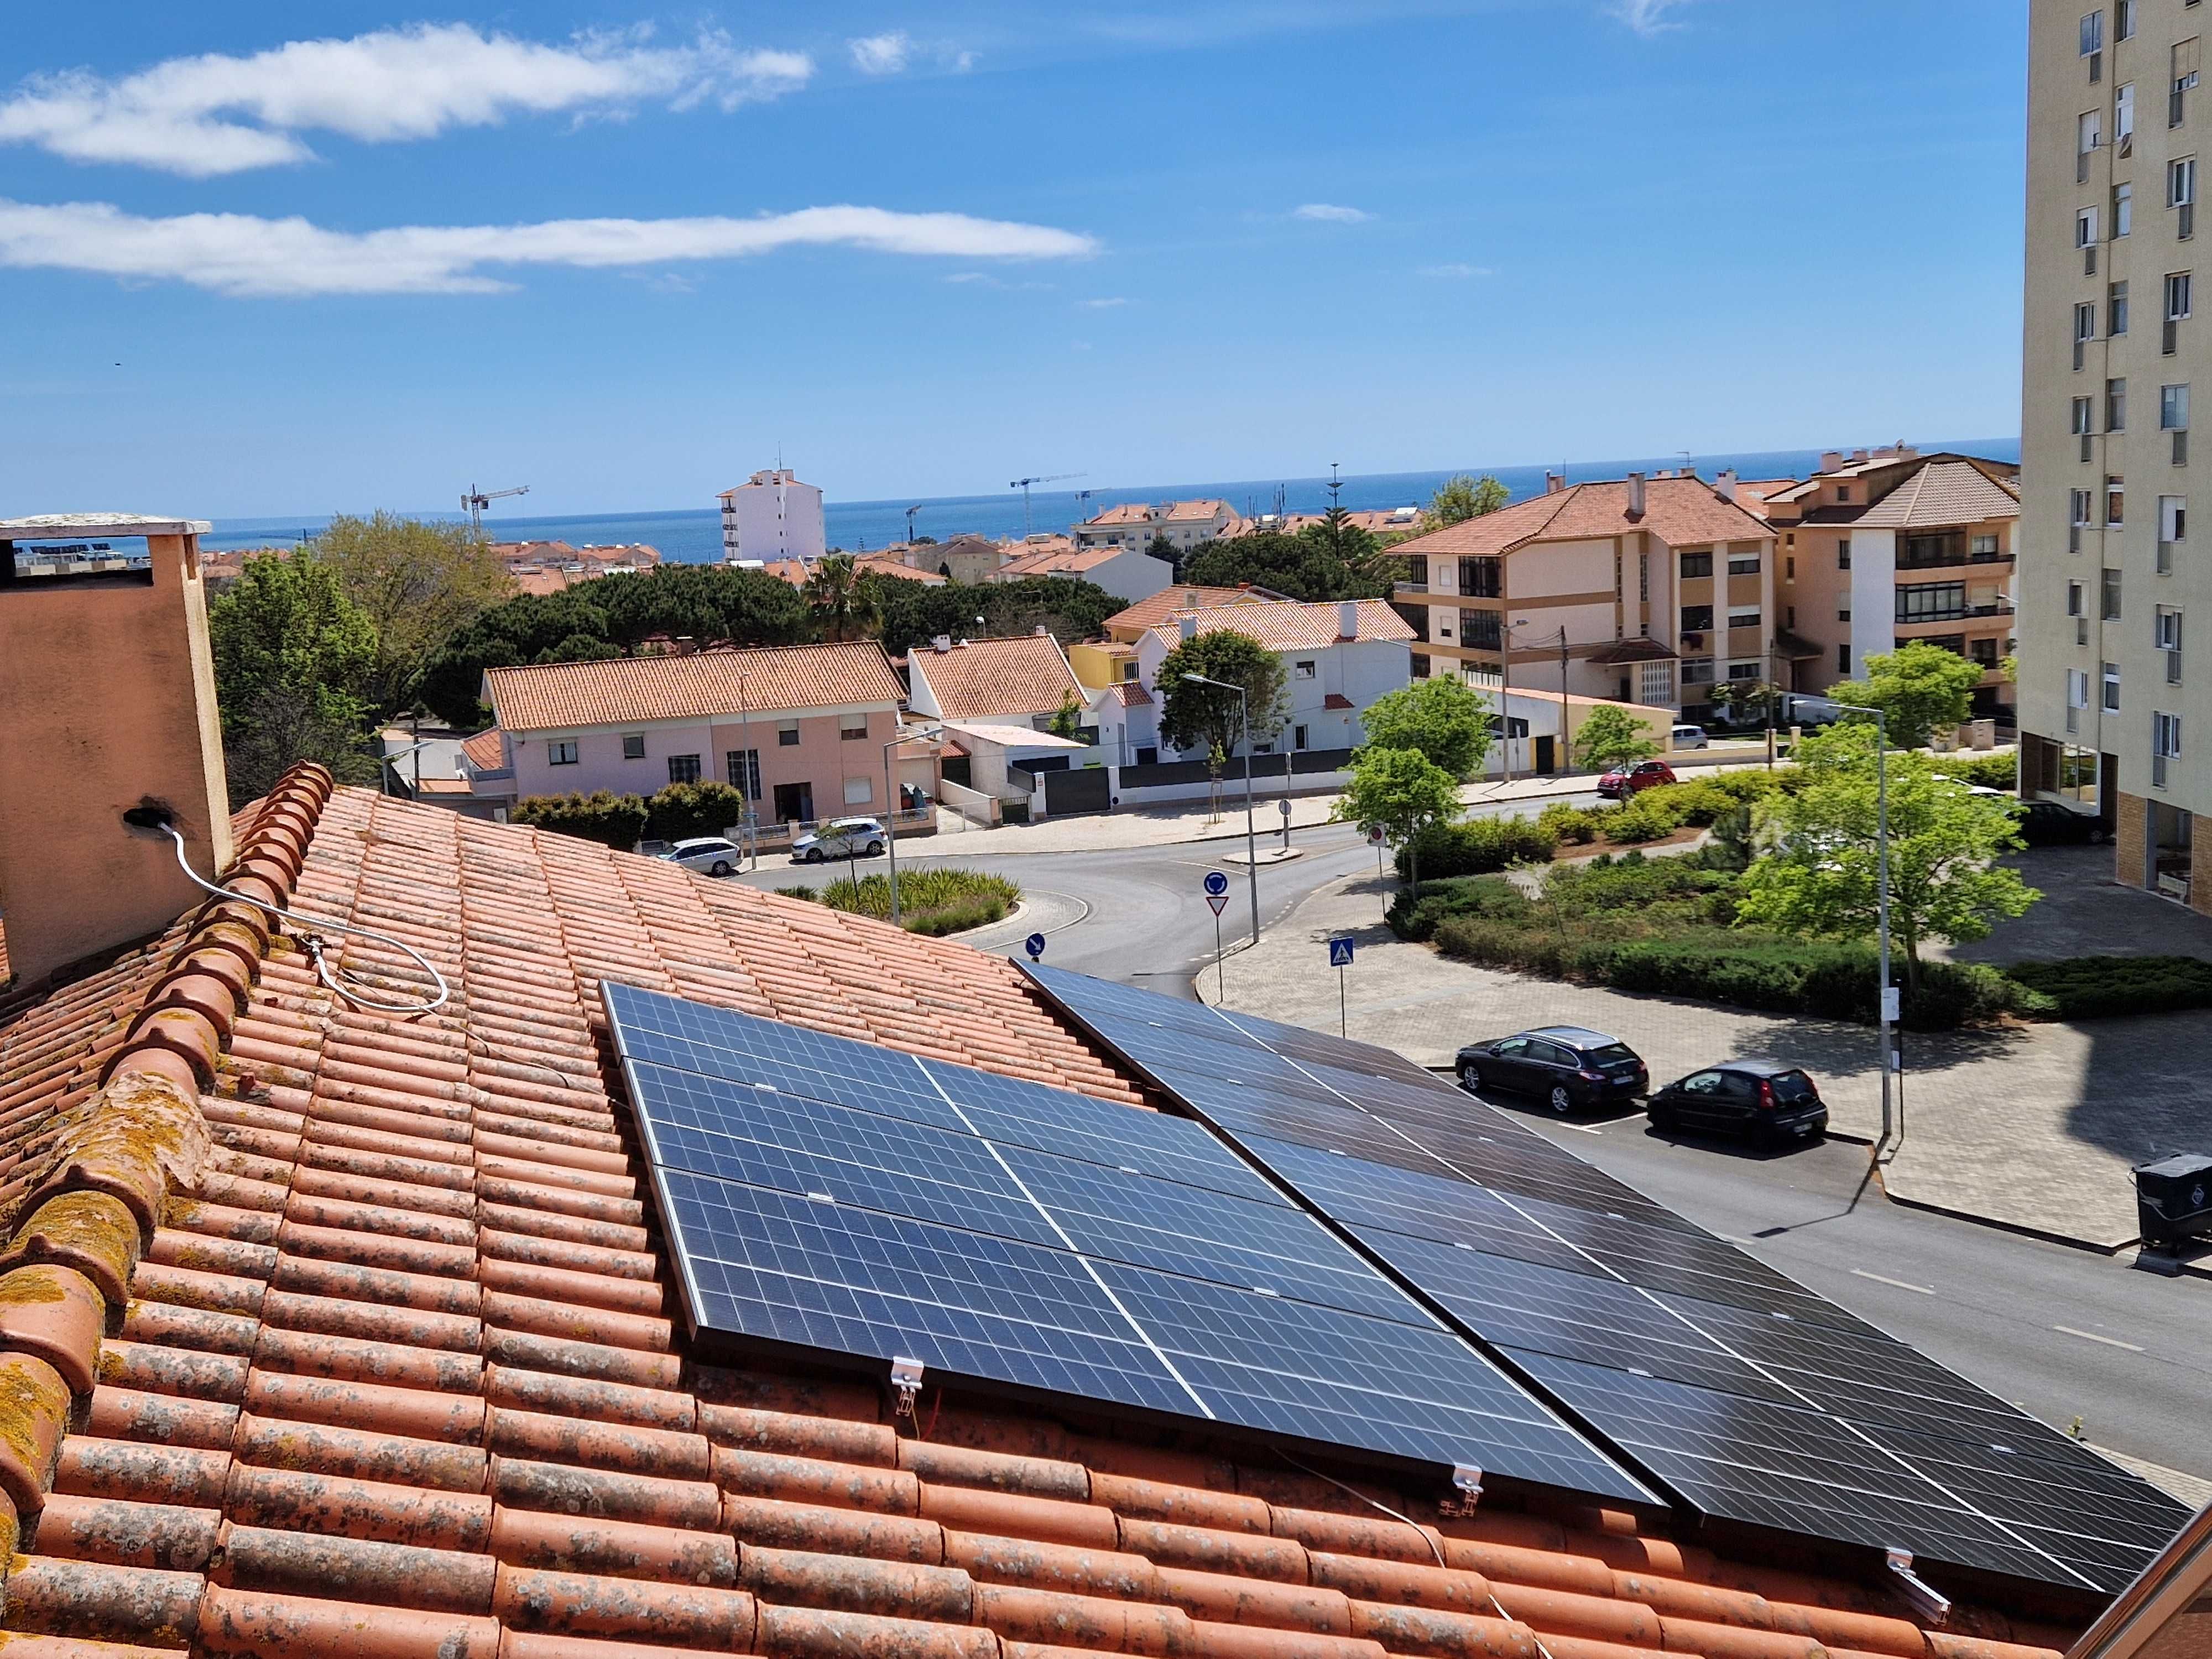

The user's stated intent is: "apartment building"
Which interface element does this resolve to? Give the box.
[1072,498,1243,556]
[1752,448,2021,717]
[717,467,826,564]
[1380,473,1788,724]
[2024,0,2210,904]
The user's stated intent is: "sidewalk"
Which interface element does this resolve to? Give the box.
[925,749,1779,857]
[1204,867,2201,1250]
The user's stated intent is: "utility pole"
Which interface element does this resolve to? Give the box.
[1825,699,1897,1158]
[1183,674,1260,946]
[1556,626,1572,775]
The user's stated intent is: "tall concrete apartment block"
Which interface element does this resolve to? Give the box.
[2025,0,2212,906]
[718,468,825,565]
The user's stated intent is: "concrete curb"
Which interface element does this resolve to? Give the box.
[1879,1188,2135,1256]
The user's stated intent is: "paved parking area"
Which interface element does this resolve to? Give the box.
[1210,867,2212,1249]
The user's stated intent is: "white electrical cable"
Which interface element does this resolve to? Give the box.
[159,822,450,1015]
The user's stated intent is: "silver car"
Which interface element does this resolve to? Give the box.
[662,837,743,877]
[1671,723,1710,750]
[791,817,886,864]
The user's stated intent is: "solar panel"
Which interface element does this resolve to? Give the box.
[1019,960,2193,1594]
[602,980,1651,1502]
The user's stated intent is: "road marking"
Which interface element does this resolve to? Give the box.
[1851,1268,1934,1295]
[1551,1121,1605,1136]
[2053,1324,2144,1352]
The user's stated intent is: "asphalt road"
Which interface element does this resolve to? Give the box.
[718,805,2212,1494]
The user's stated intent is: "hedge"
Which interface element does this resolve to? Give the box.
[645,781,752,843]
[1931,752,2020,791]
[796,868,1021,936]
[511,790,650,849]
[2006,954,2212,1019]
[1397,816,1557,880]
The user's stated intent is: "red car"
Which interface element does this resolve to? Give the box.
[1597,759,1677,799]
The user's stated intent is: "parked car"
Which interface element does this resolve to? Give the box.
[1597,759,1677,799]
[1644,1059,1828,1145]
[1670,724,1710,750]
[662,837,743,877]
[1455,1026,1648,1114]
[2017,800,2110,846]
[791,817,886,864]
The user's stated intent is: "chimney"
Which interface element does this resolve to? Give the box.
[1716,469,1739,504]
[1337,599,1359,640]
[0,515,234,989]
[1625,473,1647,519]
[1033,624,1048,637]
[1851,447,1869,463]
[1820,451,1845,473]
[1179,614,1198,641]
[933,635,952,652]
[1546,472,1567,494]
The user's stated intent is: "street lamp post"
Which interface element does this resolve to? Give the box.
[1823,699,1896,1157]
[883,724,943,927]
[1183,673,1261,945]
[737,671,755,870]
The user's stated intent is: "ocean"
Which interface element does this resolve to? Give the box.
[202,440,2022,561]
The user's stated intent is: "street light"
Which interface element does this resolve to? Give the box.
[735,670,755,870]
[883,724,944,927]
[1182,672,1261,946]
[1818,698,1896,1160]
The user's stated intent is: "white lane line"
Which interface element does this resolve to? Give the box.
[1851,1268,1934,1295]
[2053,1324,2145,1352]
[1551,1121,1605,1136]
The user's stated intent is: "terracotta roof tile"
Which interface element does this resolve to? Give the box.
[0,768,2102,1658]
[459,731,506,773]
[485,641,906,732]
[1145,599,1415,651]
[1849,461,2022,529]
[1103,586,1290,634]
[1386,478,1772,559]
[909,634,1083,722]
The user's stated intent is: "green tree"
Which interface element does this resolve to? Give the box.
[1046,689,1083,739]
[864,574,1119,659]
[1707,678,1783,729]
[209,551,381,805]
[1358,676,1491,780]
[1734,723,2038,990]
[1830,642,1983,749]
[1574,703,1661,770]
[1156,630,1288,759]
[316,511,516,711]
[805,553,877,643]
[1180,530,1390,602]
[1422,473,1510,531]
[1145,533,1180,573]
[1333,747,1463,895]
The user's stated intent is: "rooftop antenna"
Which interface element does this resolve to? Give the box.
[1009,471,1086,536]
[461,483,529,539]
[905,505,922,544]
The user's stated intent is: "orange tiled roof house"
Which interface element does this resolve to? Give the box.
[0,515,2153,1657]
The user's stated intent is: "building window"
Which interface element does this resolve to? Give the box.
[2104,661,2123,709]
[726,748,761,800]
[2177,40,2203,129]
[2168,271,2194,352]
[1681,661,1716,686]
[2104,566,2125,619]
[1786,605,1797,628]
[1638,661,1675,705]
[1897,583,1968,624]
[1411,653,1431,679]
[1405,555,1430,586]
[1728,608,1761,629]
[1458,555,1501,597]
[2109,377,2129,431]
[1836,485,1853,503]
[1679,550,1713,578]
[2112,279,2131,334]
[2121,0,2138,37]
[548,740,578,766]
[2082,108,2105,170]
[621,733,646,759]
[2072,487,2095,527]
[2069,579,2086,617]
[840,717,868,741]
[1292,659,1316,680]
[2176,158,2200,241]
[2073,395,2095,444]
[2078,206,2101,249]
[1785,555,1796,580]
[2154,710,2183,788]
[1838,538,1853,569]
[843,776,873,806]
[1971,533,2002,557]
[1838,643,1851,674]
[2109,476,2127,524]
[2161,494,2188,571]
[1292,724,1309,750]
[778,721,800,747]
[1971,637,2000,669]
[1460,609,1503,651]
[666,754,702,784]
[2115,180,2134,238]
[1728,554,1760,576]
[1728,661,1761,681]
[1120,660,1139,681]
[1681,606,1714,633]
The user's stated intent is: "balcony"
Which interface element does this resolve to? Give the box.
[1392,581,1442,599]
[1894,548,2016,571]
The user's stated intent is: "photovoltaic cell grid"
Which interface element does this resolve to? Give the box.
[600,981,1651,1500]
[1018,961,2192,1594]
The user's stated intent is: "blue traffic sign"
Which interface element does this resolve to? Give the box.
[1024,932,1047,961]
[1328,937,1356,968]
[1203,870,1229,898]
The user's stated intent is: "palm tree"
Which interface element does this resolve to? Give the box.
[804,554,877,643]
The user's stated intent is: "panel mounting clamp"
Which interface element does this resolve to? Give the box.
[1885,1548,1952,1626]
[889,1355,926,1418]
[1442,1462,1484,1515]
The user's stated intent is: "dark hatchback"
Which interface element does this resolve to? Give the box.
[1645,1058,1828,1145]
[1455,1026,1648,1113]
[2017,800,2110,846]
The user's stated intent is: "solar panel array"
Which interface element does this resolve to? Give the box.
[601,981,1652,1501]
[1019,961,2192,1595]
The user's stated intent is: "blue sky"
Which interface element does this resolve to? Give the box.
[3,2,2026,518]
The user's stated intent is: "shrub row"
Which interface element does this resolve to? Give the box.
[1396,769,1790,879]
[780,868,1021,936]
[513,780,758,849]
[2005,954,2212,1019]
[1929,752,2020,792]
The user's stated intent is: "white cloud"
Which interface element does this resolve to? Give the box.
[1076,296,1128,308]
[0,198,1097,297]
[0,24,814,176]
[848,32,914,75]
[1419,262,1493,278]
[1607,0,1694,36]
[1293,202,1370,223]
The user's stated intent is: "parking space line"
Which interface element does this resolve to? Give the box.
[2053,1324,2144,1352]
[1851,1268,1934,1295]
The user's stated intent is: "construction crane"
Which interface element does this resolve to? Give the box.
[1008,472,1086,538]
[905,505,924,545]
[461,483,529,539]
